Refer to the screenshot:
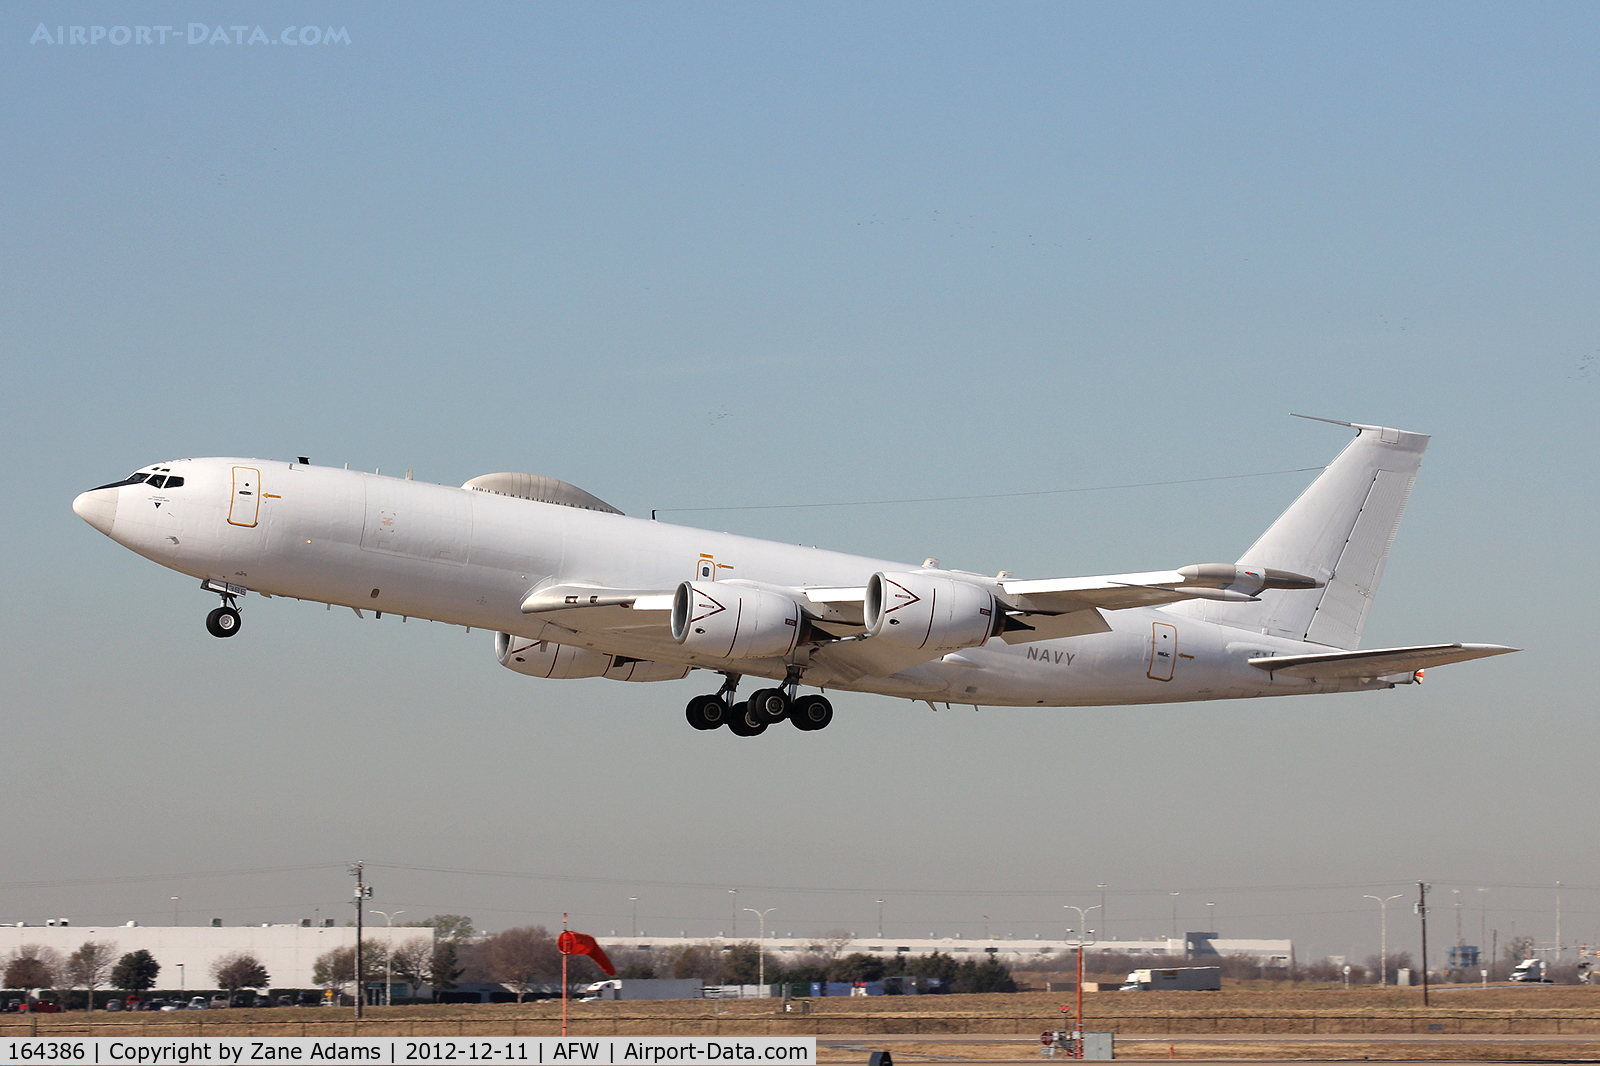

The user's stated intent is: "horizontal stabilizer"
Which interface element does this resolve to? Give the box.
[1249,643,1518,680]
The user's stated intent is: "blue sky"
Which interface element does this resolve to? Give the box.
[2,2,1596,963]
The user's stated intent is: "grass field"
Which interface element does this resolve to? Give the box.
[5,986,1598,1059]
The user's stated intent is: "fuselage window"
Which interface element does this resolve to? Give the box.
[147,474,167,489]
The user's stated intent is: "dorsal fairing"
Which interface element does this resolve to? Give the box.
[463,472,622,514]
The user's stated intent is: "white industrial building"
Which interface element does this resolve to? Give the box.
[597,933,1293,966]
[0,924,427,990]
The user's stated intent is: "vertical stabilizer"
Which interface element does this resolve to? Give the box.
[1170,420,1428,649]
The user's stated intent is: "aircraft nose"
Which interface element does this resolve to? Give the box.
[73,488,118,536]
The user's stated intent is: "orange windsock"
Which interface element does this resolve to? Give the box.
[557,930,616,976]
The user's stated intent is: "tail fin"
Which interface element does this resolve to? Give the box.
[1171,418,1428,649]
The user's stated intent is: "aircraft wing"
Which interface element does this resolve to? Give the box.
[1247,643,1518,680]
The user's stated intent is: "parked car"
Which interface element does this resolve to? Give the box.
[210,995,229,1009]
[1,1000,20,1014]
[187,996,208,1010]
[139,999,167,1012]
[277,995,294,1007]
[295,991,321,1007]
[160,1001,184,1012]
[105,999,124,1012]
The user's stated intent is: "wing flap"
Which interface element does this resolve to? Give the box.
[1249,643,1518,680]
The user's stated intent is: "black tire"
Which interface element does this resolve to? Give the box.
[749,687,789,723]
[790,694,833,731]
[685,695,727,731]
[726,703,767,737]
[206,606,241,638]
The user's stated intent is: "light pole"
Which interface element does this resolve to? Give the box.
[630,897,638,938]
[1364,895,1403,985]
[1170,893,1179,940]
[743,908,776,995]
[1555,881,1563,964]
[876,900,884,940]
[1097,885,1107,940]
[729,890,738,938]
[171,897,180,927]
[373,911,406,1006]
[1207,902,1215,934]
[1064,905,1101,1056]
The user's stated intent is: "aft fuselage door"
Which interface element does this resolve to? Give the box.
[228,467,261,527]
[1147,622,1177,681]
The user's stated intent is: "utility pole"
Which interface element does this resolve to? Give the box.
[351,862,371,1019]
[1416,881,1430,1008]
[876,900,884,940]
[729,890,738,938]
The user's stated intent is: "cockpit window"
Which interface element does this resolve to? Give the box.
[147,474,167,489]
[89,472,150,491]
[164,476,184,489]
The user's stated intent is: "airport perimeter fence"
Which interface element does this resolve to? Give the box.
[7,1010,1600,1039]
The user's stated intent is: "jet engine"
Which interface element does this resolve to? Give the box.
[496,633,690,681]
[864,571,999,654]
[496,632,611,678]
[671,582,802,659]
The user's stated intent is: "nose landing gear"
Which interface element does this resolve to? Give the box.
[200,579,246,638]
[206,603,242,638]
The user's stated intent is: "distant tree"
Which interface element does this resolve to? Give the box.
[482,927,565,1002]
[807,930,853,961]
[110,950,160,993]
[724,942,764,984]
[401,915,475,943]
[671,946,724,982]
[910,951,959,984]
[314,947,355,990]
[1362,951,1414,985]
[212,953,270,994]
[611,949,657,980]
[389,939,434,999]
[66,942,118,1006]
[428,942,464,991]
[312,943,388,992]
[951,956,1016,994]
[5,947,62,993]
[827,953,885,983]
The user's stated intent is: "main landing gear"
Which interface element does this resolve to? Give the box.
[683,672,834,735]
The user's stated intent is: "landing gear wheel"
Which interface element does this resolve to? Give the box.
[206,606,242,638]
[685,695,729,731]
[725,703,768,737]
[748,687,789,724]
[790,694,833,731]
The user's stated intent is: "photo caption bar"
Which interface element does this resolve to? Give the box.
[0,1038,815,1066]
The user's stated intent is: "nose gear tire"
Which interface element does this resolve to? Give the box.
[206,606,242,638]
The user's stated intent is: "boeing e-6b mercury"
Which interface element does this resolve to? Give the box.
[71,418,1515,735]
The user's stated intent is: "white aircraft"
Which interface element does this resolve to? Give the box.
[72,418,1514,735]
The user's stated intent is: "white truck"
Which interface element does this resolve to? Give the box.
[1119,966,1222,991]
[1509,958,1550,983]
[580,979,705,1001]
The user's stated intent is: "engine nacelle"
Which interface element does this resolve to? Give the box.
[671,582,802,660]
[864,571,998,654]
[604,658,690,683]
[498,633,691,682]
[496,632,611,678]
